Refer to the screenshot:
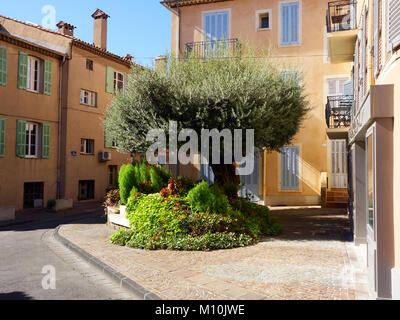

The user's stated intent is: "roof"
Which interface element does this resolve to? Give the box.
[0,14,133,68]
[161,0,232,8]
[0,31,66,59]
[91,9,110,19]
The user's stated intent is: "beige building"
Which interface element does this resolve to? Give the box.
[327,0,399,299]
[161,0,353,206]
[0,9,134,211]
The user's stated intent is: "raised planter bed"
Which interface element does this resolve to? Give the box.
[107,205,129,229]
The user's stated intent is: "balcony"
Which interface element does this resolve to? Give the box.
[325,95,353,139]
[326,1,358,63]
[185,38,241,60]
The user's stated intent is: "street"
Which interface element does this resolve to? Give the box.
[0,213,140,300]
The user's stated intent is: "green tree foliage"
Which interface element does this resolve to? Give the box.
[105,46,309,184]
[118,164,136,205]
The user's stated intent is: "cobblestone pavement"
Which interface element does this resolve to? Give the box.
[59,207,370,300]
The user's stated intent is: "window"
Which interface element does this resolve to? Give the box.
[80,139,94,155]
[78,180,95,201]
[281,146,299,190]
[18,52,52,95]
[204,11,230,41]
[24,182,44,209]
[281,70,301,86]
[0,47,7,86]
[25,122,39,158]
[86,59,93,71]
[27,56,41,92]
[256,10,271,30]
[114,72,124,92]
[108,165,118,186]
[80,89,97,107]
[280,2,300,46]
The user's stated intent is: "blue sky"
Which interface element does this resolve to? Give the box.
[0,0,172,67]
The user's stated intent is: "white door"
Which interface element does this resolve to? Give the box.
[331,140,348,188]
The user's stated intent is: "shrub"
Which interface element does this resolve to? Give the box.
[105,189,120,207]
[110,228,133,246]
[222,181,241,198]
[186,181,228,214]
[125,232,254,251]
[139,162,150,184]
[47,198,56,209]
[118,164,136,204]
[150,168,164,192]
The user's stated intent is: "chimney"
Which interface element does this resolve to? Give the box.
[155,55,168,72]
[91,8,109,50]
[56,21,76,36]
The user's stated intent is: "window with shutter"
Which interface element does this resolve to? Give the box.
[280,2,300,46]
[44,60,52,95]
[18,52,28,90]
[42,124,50,159]
[281,146,299,190]
[388,0,400,50]
[204,11,229,41]
[354,40,359,114]
[0,47,7,86]
[16,120,26,158]
[373,0,383,77]
[106,66,115,93]
[0,118,5,157]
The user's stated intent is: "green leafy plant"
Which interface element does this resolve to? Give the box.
[186,181,229,214]
[118,164,136,205]
[47,198,56,209]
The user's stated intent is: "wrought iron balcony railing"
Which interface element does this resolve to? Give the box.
[326,1,357,32]
[325,95,353,129]
[185,38,241,60]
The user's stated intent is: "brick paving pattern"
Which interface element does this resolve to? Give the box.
[59,207,369,300]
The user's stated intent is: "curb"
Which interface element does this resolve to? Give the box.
[54,225,161,300]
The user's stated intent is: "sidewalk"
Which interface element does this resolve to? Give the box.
[0,201,104,228]
[57,207,370,300]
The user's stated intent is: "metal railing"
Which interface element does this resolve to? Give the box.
[185,38,240,60]
[326,1,357,32]
[325,95,353,128]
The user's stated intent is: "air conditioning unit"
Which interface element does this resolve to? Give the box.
[99,151,112,162]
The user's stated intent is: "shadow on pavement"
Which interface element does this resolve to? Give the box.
[268,207,352,242]
[0,291,33,300]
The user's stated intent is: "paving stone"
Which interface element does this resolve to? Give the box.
[58,207,369,300]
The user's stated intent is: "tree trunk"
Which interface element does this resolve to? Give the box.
[210,163,240,186]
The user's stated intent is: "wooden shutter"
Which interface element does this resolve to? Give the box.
[343,80,353,96]
[0,47,7,86]
[239,149,259,202]
[281,146,299,190]
[16,120,26,158]
[354,39,359,111]
[388,0,400,50]
[204,11,229,41]
[0,118,5,157]
[18,52,28,90]
[281,2,299,45]
[106,66,115,93]
[44,60,52,95]
[42,124,50,159]
[104,129,113,148]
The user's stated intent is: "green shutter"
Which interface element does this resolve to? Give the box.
[0,118,5,157]
[16,120,26,158]
[106,66,114,93]
[44,60,52,95]
[42,123,50,158]
[18,52,28,90]
[0,47,7,86]
[104,129,113,148]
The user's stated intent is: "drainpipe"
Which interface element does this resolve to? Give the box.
[176,0,181,58]
[57,56,66,200]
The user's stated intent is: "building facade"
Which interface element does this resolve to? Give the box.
[162,0,353,206]
[0,10,133,211]
[327,0,399,299]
